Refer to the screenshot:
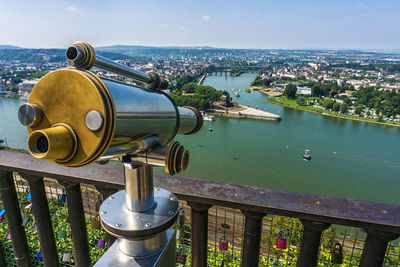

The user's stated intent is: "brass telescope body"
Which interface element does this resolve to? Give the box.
[21,51,202,170]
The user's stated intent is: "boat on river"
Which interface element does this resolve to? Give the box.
[230,88,240,97]
[303,149,311,161]
[203,114,215,121]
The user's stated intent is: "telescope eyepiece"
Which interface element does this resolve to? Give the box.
[66,46,79,61]
[36,136,49,153]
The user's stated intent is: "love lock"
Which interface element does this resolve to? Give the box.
[273,260,282,267]
[219,235,229,251]
[58,229,67,238]
[97,239,105,249]
[276,230,287,249]
[62,252,71,263]
[331,242,343,264]
[176,247,187,265]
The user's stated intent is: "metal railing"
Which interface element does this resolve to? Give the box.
[0,150,399,266]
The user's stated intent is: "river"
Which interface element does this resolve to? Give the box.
[1,72,400,204]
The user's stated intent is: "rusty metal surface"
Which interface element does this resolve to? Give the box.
[1,150,400,234]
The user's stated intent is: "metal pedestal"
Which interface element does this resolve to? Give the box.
[94,230,176,266]
[94,162,179,266]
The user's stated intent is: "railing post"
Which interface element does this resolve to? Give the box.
[0,171,32,267]
[21,174,59,267]
[58,180,91,267]
[360,229,398,266]
[187,202,212,267]
[95,185,118,249]
[240,210,267,267]
[297,219,330,267]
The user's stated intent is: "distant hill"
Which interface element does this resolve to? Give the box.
[0,48,135,63]
[97,45,231,57]
[0,45,21,49]
[97,45,216,51]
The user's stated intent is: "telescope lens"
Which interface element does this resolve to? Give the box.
[36,136,49,153]
[66,47,78,60]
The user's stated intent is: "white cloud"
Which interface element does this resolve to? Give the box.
[158,24,169,29]
[66,6,78,12]
[178,26,187,30]
[202,15,211,21]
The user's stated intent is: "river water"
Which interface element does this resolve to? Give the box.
[1,72,400,204]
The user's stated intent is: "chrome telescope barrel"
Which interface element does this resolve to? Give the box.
[66,42,168,90]
[18,67,202,168]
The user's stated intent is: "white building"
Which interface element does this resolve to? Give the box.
[296,86,312,95]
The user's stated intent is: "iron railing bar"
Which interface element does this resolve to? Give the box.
[21,174,59,267]
[187,202,211,267]
[240,210,266,267]
[296,220,330,267]
[359,229,398,266]
[0,170,32,267]
[58,181,91,267]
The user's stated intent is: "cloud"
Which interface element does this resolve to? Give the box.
[178,26,187,30]
[202,15,211,21]
[158,24,169,29]
[66,6,78,12]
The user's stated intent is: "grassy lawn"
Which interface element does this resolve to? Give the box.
[267,97,400,126]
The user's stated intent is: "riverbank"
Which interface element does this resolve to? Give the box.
[246,86,283,97]
[198,73,207,85]
[267,97,400,127]
[208,103,281,121]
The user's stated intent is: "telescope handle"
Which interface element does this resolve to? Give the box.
[66,42,168,90]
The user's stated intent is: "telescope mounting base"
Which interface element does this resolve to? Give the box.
[93,229,176,267]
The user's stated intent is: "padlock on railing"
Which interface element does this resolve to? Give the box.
[6,232,11,240]
[331,242,343,264]
[219,235,229,251]
[97,239,105,248]
[58,229,67,238]
[0,208,5,222]
[21,215,29,227]
[62,252,71,263]
[276,230,287,249]
[273,260,282,267]
[60,192,67,203]
[36,251,42,261]
[176,247,187,265]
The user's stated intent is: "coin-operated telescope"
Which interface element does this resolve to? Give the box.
[18,42,203,266]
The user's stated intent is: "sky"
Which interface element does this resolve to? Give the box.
[0,0,400,49]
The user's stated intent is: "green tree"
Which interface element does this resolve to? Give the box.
[323,99,334,110]
[284,84,297,99]
[332,102,340,112]
[296,96,306,106]
[354,106,363,115]
[339,103,348,113]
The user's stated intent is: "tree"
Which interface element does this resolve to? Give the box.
[323,99,334,110]
[311,84,323,97]
[182,83,197,93]
[332,102,340,112]
[354,106,363,115]
[205,65,217,73]
[284,84,297,99]
[339,103,348,113]
[296,96,306,106]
